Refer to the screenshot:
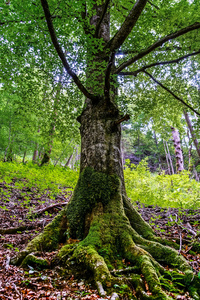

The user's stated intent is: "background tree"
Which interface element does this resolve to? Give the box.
[1,0,200,298]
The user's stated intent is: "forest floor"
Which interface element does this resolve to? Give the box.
[0,180,200,300]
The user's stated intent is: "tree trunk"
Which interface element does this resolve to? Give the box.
[22,148,27,164]
[165,141,175,174]
[64,153,73,168]
[171,127,184,172]
[163,140,171,174]
[153,130,161,167]
[184,110,200,158]
[32,146,38,163]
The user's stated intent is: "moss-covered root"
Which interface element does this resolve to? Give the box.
[139,240,194,281]
[72,245,112,296]
[21,254,49,269]
[123,196,155,240]
[11,208,68,266]
[122,233,171,300]
[142,241,200,299]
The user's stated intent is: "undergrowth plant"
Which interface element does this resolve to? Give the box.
[124,159,200,209]
[1,160,200,209]
[0,162,78,198]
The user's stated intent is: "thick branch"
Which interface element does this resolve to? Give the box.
[115,114,130,124]
[118,50,200,76]
[144,70,200,117]
[115,22,200,74]
[95,0,110,38]
[40,0,98,102]
[107,0,148,52]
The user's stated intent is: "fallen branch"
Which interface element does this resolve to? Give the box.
[5,254,10,270]
[28,201,69,218]
[0,224,40,234]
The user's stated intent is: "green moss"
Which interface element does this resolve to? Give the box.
[66,167,120,239]
[26,209,68,252]
[73,245,111,284]
[57,244,77,262]
[21,254,49,269]
[80,227,102,248]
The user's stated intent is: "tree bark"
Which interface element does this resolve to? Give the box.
[163,140,171,174]
[184,110,200,158]
[32,145,38,163]
[165,141,175,174]
[171,127,184,172]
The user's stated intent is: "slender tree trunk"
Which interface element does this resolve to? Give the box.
[184,110,200,158]
[171,127,184,172]
[32,146,38,163]
[4,121,12,162]
[153,130,161,167]
[64,153,73,168]
[22,148,27,164]
[32,129,40,163]
[163,140,171,174]
[187,130,199,181]
[165,141,175,174]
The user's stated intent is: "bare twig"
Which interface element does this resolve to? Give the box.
[143,70,200,116]
[178,229,182,254]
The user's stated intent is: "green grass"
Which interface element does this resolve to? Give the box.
[124,159,200,209]
[0,161,78,199]
[0,160,200,209]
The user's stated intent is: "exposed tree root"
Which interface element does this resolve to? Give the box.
[11,169,200,299]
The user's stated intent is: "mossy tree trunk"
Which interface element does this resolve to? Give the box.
[12,1,200,299]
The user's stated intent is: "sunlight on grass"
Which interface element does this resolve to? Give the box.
[1,160,200,209]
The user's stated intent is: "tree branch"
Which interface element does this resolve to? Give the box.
[107,0,148,52]
[115,114,130,124]
[114,22,200,74]
[147,0,160,10]
[118,50,200,76]
[143,70,200,116]
[40,0,98,102]
[95,0,110,38]
[0,14,62,26]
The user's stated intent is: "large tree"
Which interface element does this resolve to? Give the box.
[2,0,200,298]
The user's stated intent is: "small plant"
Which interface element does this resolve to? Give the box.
[125,159,200,209]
